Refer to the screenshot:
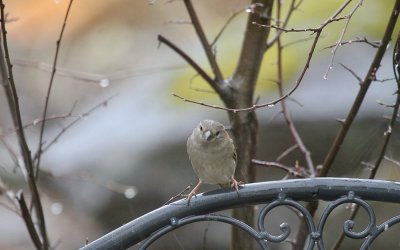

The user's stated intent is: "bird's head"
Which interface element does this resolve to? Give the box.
[196,120,226,143]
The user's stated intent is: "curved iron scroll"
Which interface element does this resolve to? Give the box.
[80,178,400,250]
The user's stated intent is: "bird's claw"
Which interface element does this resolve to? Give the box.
[230,178,244,192]
[185,189,198,206]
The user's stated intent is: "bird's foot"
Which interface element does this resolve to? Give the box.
[230,178,244,192]
[184,180,202,206]
[185,190,197,205]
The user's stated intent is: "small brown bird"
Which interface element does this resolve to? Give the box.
[186,120,240,203]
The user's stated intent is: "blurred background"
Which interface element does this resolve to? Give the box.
[0,0,399,249]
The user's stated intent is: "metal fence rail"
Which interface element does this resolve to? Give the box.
[80,178,400,250]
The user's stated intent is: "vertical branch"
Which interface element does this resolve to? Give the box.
[227,1,274,250]
[275,1,315,177]
[183,0,224,83]
[320,0,400,177]
[0,1,48,248]
[36,0,75,177]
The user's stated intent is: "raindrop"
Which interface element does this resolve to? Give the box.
[99,79,110,88]
[33,118,41,126]
[50,202,63,215]
[267,104,275,108]
[124,187,138,199]
[79,114,89,121]
[384,224,389,231]
[170,217,179,226]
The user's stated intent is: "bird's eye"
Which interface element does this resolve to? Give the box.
[215,131,220,136]
[199,125,203,131]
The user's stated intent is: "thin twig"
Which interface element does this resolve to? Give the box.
[12,58,187,83]
[339,62,362,82]
[0,200,20,215]
[36,0,75,177]
[164,184,192,205]
[210,8,245,47]
[321,36,381,50]
[33,95,116,159]
[384,156,400,166]
[252,159,309,178]
[2,102,77,139]
[276,144,298,162]
[282,36,316,49]
[375,77,395,83]
[266,0,304,50]
[376,99,395,108]
[0,137,18,167]
[324,0,364,79]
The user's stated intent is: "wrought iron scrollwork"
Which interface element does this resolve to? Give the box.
[80,178,400,250]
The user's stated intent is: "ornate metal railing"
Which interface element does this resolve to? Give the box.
[80,178,400,250]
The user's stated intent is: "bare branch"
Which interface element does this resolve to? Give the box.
[0,1,49,247]
[36,0,75,176]
[320,0,400,177]
[321,36,381,50]
[164,184,192,205]
[252,159,309,178]
[34,95,116,159]
[183,0,224,83]
[158,35,216,89]
[16,191,42,249]
[253,22,321,33]
[374,77,395,83]
[276,144,298,162]
[211,8,245,47]
[2,102,77,139]
[339,62,362,82]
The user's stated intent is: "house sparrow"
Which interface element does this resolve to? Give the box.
[186,120,240,203]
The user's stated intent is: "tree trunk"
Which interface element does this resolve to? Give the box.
[221,1,274,249]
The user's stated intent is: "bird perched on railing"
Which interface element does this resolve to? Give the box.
[186,120,240,204]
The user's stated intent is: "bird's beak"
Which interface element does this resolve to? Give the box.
[203,130,212,141]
